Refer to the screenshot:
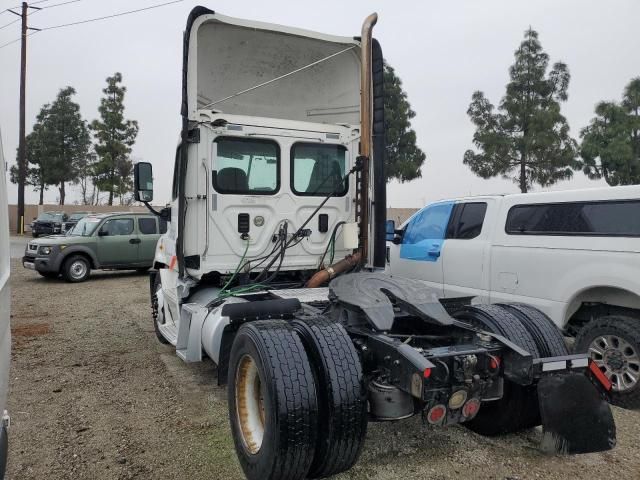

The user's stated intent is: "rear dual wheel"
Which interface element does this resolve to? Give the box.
[227,319,367,480]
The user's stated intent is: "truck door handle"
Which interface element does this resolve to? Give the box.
[129,238,141,244]
[427,247,440,258]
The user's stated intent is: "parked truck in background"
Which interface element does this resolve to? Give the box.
[386,186,640,407]
[0,127,11,478]
[133,7,616,480]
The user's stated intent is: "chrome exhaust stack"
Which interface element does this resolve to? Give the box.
[357,13,378,267]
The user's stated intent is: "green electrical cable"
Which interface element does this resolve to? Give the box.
[219,238,250,294]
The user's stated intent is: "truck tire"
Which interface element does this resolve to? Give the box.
[292,317,367,478]
[151,272,170,345]
[453,304,540,435]
[497,304,569,357]
[575,315,640,408]
[228,321,318,480]
[62,255,90,282]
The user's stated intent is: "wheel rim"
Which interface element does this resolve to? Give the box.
[235,354,266,454]
[70,260,87,279]
[589,335,640,392]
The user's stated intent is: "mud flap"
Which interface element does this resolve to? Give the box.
[537,372,616,454]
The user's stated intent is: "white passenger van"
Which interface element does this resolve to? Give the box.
[387,186,640,407]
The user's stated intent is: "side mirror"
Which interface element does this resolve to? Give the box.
[98,228,108,237]
[134,162,154,202]
[385,220,396,242]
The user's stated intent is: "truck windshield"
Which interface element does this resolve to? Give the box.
[69,217,101,236]
[291,143,347,196]
[213,137,279,194]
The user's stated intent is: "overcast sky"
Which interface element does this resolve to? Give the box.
[1,0,639,208]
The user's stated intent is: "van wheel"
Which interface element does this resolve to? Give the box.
[151,273,170,345]
[228,321,318,480]
[575,316,640,408]
[453,305,540,435]
[62,255,90,282]
[292,318,367,478]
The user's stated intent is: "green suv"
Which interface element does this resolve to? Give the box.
[23,212,165,282]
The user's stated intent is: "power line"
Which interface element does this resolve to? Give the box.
[38,0,183,31]
[0,0,182,49]
[1,0,81,30]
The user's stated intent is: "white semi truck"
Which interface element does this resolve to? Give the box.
[134,7,616,480]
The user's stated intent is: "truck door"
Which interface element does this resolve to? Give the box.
[441,202,490,301]
[388,201,454,296]
[96,217,139,266]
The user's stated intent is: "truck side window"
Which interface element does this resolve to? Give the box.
[213,137,279,194]
[400,202,454,260]
[506,200,640,236]
[449,202,487,239]
[172,147,181,201]
[138,217,157,235]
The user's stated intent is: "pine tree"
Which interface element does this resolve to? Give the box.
[464,28,579,193]
[580,78,640,185]
[384,63,426,182]
[46,87,91,204]
[91,73,139,205]
[10,88,89,204]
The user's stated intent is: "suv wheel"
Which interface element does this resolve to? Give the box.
[62,255,91,283]
[575,315,640,408]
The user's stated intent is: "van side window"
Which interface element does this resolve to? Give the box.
[138,217,157,235]
[448,202,487,239]
[505,200,640,236]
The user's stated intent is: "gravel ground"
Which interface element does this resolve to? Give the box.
[7,259,640,479]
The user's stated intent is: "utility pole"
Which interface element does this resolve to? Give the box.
[9,2,40,234]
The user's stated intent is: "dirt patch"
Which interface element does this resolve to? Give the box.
[11,323,50,336]
[7,259,640,479]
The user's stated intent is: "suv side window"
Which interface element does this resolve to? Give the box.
[138,217,157,235]
[448,202,487,240]
[159,218,167,234]
[101,218,134,236]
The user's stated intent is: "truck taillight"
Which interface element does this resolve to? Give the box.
[462,398,481,419]
[426,404,446,424]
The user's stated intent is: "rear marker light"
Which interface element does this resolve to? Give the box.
[462,398,481,419]
[423,368,432,379]
[427,404,447,425]
[489,355,500,370]
[589,360,612,391]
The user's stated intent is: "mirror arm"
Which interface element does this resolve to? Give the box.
[142,201,171,221]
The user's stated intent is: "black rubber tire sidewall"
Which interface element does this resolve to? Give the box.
[575,315,640,409]
[152,272,170,345]
[498,303,568,357]
[228,321,318,480]
[292,318,367,478]
[62,255,90,283]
